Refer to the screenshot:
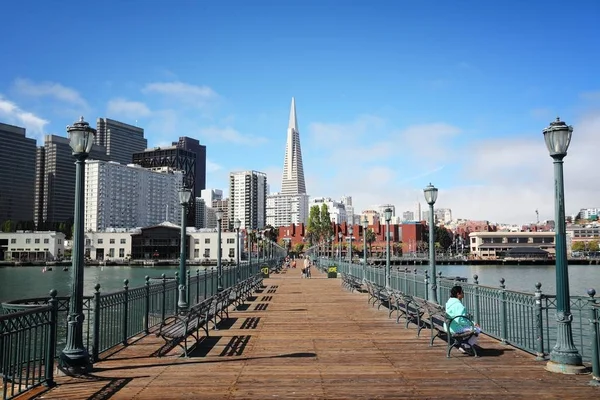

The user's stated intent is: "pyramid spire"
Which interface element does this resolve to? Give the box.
[281,97,306,195]
[288,97,298,132]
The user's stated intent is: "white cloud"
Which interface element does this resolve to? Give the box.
[198,126,268,146]
[303,112,599,225]
[107,98,151,119]
[0,95,48,142]
[12,78,88,108]
[142,81,217,107]
[206,159,222,173]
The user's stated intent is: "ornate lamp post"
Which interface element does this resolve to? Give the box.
[338,232,343,266]
[60,117,95,372]
[177,187,192,312]
[424,183,438,303]
[216,210,223,292]
[234,218,241,283]
[348,225,353,263]
[384,208,392,288]
[362,216,368,281]
[543,118,585,374]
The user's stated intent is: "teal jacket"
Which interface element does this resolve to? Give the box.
[445,297,471,334]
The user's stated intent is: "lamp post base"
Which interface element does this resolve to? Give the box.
[545,360,588,375]
[59,349,92,375]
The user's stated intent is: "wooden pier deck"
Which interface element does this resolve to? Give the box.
[37,269,597,400]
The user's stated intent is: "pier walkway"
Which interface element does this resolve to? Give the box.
[38,269,597,399]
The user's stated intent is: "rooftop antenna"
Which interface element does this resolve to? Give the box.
[535,209,539,224]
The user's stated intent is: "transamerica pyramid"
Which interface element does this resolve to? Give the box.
[281,97,307,195]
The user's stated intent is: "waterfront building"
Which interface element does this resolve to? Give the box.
[266,193,309,227]
[84,160,184,231]
[468,231,555,259]
[132,137,206,226]
[229,170,267,230]
[0,123,37,227]
[95,118,147,165]
[34,134,109,230]
[0,231,66,261]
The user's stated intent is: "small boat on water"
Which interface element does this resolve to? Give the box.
[63,267,69,271]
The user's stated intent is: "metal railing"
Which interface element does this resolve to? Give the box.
[1,258,277,399]
[322,257,600,379]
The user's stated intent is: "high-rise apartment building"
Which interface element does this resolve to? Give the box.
[84,160,183,231]
[34,135,109,229]
[229,171,267,230]
[95,118,147,165]
[194,198,206,229]
[213,198,229,231]
[0,123,37,227]
[266,193,310,227]
[132,137,206,226]
[281,97,306,195]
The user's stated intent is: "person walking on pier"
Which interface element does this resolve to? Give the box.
[445,285,481,355]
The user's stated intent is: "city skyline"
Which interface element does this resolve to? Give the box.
[0,1,599,224]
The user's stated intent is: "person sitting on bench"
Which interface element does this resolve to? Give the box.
[445,285,481,354]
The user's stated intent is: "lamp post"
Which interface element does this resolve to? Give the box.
[348,225,353,263]
[234,219,241,283]
[177,187,192,312]
[384,208,392,288]
[543,118,585,374]
[424,183,438,303]
[216,210,223,292]
[338,232,342,267]
[60,117,95,372]
[362,216,368,281]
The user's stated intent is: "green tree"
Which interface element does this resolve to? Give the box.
[306,205,321,245]
[588,240,600,252]
[365,229,376,255]
[571,241,585,252]
[294,243,305,253]
[434,226,453,250]
[319,204,333,242]
[1,219,15,232]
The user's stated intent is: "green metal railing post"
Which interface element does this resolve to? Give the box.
[122,279,129,345]
[500,278,508,344]
[92,284,101,361]
[204,268,208,299]
[174,272,179,310]
[161,274,167,323]
[473,275,480,326]
[424,271,429,302]
[413,269,418,297]
[45,289,58,387]
[588,289,600,386]
[535,282,545,360]
[187,270,191,305]
[144,276,150,334]
[196,269,200,303]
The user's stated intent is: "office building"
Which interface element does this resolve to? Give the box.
[281,97,306,195]
[95,118,147,165]
[84,160,183,231]
[229,170,267,230]
[34,135,109,230]
[132,137,206,226]
[0,123,37,227]
[195,197,206,229]
[266,193,309,227]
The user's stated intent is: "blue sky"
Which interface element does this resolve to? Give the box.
[1,0,599,224]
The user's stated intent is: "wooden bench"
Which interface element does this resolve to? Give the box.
[366,282,389,309]
[341,273,363,293]
[388,290,424,330]
[156,297,214,357]
[422,301,479,357]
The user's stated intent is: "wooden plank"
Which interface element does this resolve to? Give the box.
[33,269,598,400]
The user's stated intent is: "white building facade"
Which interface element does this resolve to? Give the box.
[84,160,183,231]
[266,193,309,227]
[0,231,66,261]
[229,171,267,230]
